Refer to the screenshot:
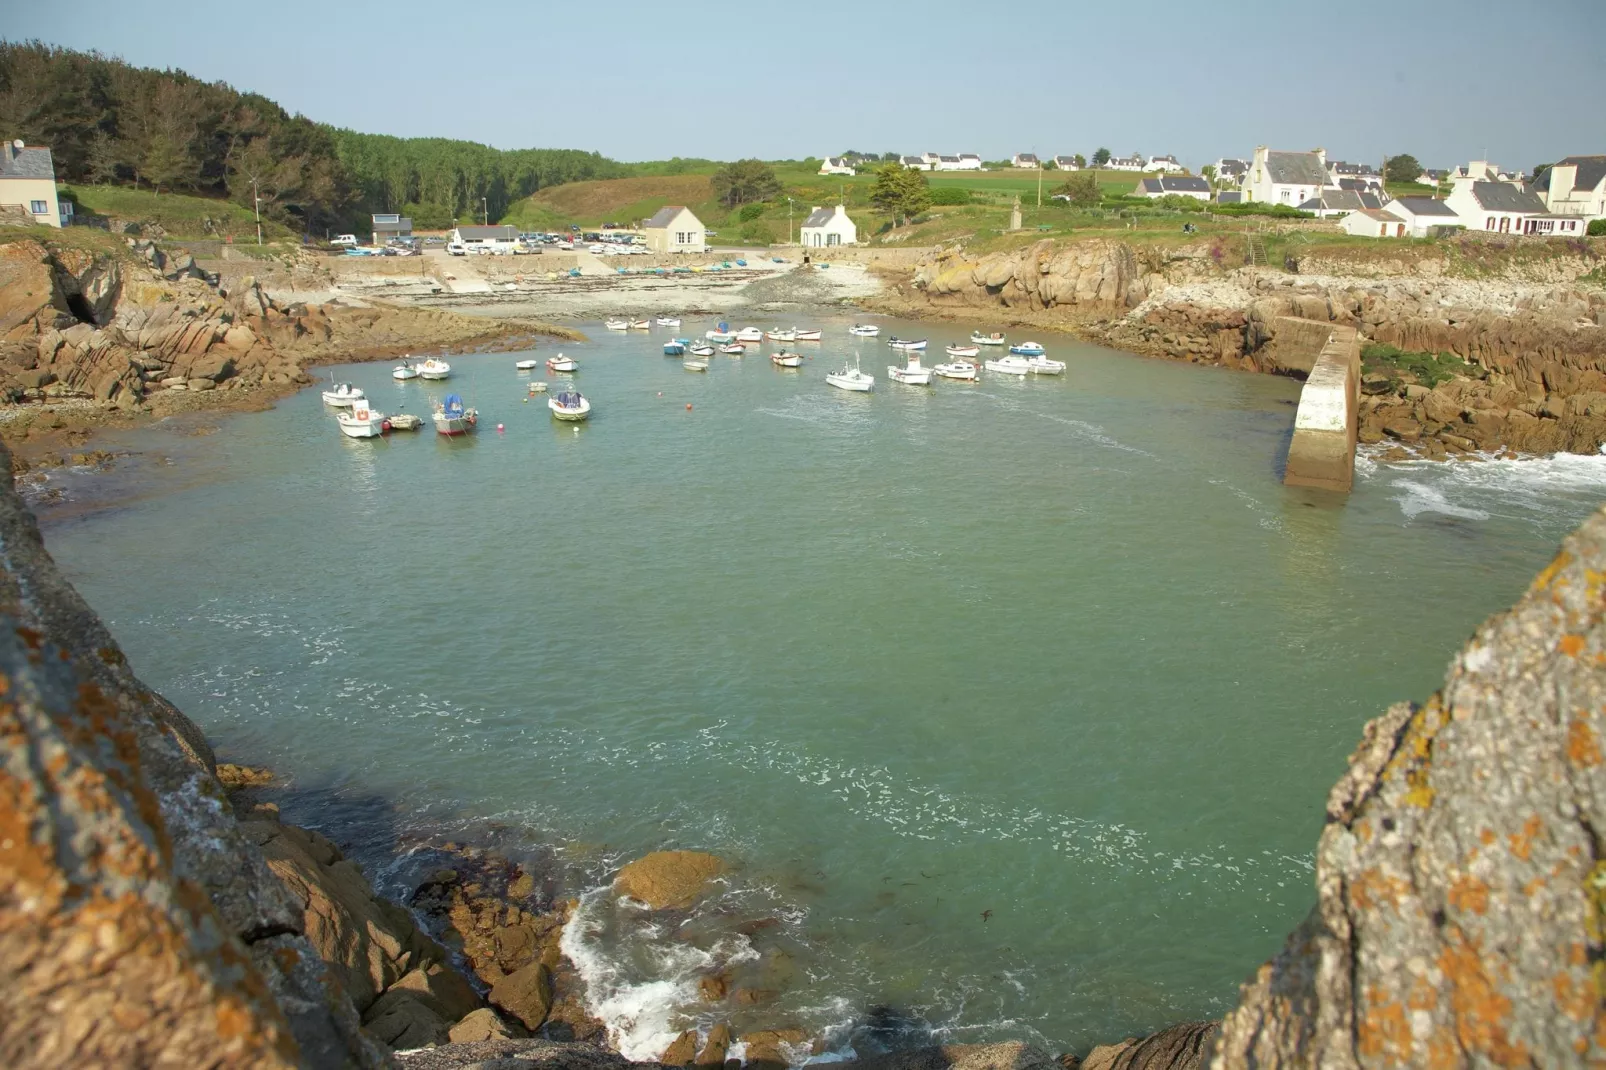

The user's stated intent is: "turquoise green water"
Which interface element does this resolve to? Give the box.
[39,318,1606,1057]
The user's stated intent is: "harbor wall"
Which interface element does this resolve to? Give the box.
[1283,325,1360,493]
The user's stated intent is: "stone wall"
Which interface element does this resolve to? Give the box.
[1284,327,1360,493]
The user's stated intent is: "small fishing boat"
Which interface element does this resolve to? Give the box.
[985,355,1030,376]
[433,393,478,435]
[548,389,591,421]
[546,354,577,372]
[322,382,365,407]
[689,343,715,357]
[770,351,803,368]
[664,339,687,356]
[888,337,927,351]
[826,355,874,392]
[794,329,822,342]
[718,343,745,355]
[629,319,651,330]
[605,320,629,331]
[683,358,709,372]
[933,359,979,381]
[972,331,1007,346]
[736,327,764,343]
[392,360,420,381]
[387,412,425,431]
[656,316,682,327]
[766,328,797,342]
[418,358,451,380]
[335,398,386,438]
[706,330,735,343]
[528,380,548,395]
[1009,342,1046,356]
[1026,354,1067,375]
[945,344,981,358]
[849,324,880,337]
[888,355,932,386]
[515,359,540,370]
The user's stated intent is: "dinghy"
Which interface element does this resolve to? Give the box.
[985,355,1030,376]
[888,337,927,351]
[656,316,682,327]
[770,351,803,368]
[417,358,451,380]
[718,343,745,355]
[972,331,1007,346]
[1026,354,1067,375]
[664,339,688,356]
[392,360,420,381]
[515,359,540,370]
[605,320,629,331]
[944,344,981,358]
[794,329,822,342]
[849,324,880,337]
[546,354,577,372]
[322,382,365,407]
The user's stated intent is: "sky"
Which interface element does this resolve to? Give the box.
[21,0,1606,171]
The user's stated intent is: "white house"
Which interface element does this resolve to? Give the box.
[1135,176,1211,201]
[956,154,983,171]
[1011,153,1041,168]
[920,152,942,168]
[1535,156,1606,220]
[1107,154,1146,172]
[1213,158,1249,185]
[1340,208,1407,238]
[642,206,706,253]
[372,213,413,246]
[0,140,67,227]
[1243,145,1335,206]
[800,204,857,248]
[819,157,856,176]
[1385,196,1464,238]
[1328,160,1381,185]
[1146,155,1186,173]
[450,224,519,252]
[1294,189,1383,219]
[1053,156,1080,170]
[1442,172,1582,235]
[1417,168,1449,185]
[899,155,931,171]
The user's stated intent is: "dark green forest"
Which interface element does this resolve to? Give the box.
[0,41,626,232]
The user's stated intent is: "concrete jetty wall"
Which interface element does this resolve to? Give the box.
[1284,326,1361,493]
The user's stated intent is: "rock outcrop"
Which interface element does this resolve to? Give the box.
[613,850,726,910]
[1209,507,1606,1065]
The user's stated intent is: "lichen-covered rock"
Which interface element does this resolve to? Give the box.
[1076,1022,1217,1070]
[613,850,725,910]
[1210,506,1606,1066]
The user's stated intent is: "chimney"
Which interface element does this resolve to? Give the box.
[1548,163,1577,206]
[5,139,20,162]
[1313,146,1327,171]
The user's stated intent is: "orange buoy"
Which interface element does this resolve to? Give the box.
[686,403,693,410]
[497,423,505,432]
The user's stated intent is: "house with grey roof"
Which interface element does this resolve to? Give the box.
[642,206,705,254]
[1242,146,1336,207]
[1534,156,1606,220]
[1294,189,1384,218]
[1385,196,1464,238]
[819,157,856,177]
[1340,208,1408,238]
[372,213,413,245]
[800,204,856,249]
[1146,155,1185,173]
[0,140,69,227]
[1215,190,1244,205]
[1011,153,1040,169]
[1135,175,1211,201]
[1444,169,1586,236]
[1106,154,1146,172]
[1416,168,1449,185]
[900,155,931,171]
[1328,160,1381,184]
[1213,158,1249,183]
[1052,156,1080,171]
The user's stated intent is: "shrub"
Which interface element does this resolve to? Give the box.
[738,202,766,222]
[929,187,971,206]
[1361,343,1470,387]
[1209,202,1315,219]
[1590,219,1606,237]
[738,220,774,244]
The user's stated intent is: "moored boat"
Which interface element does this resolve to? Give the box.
[546,354,577,372]
[972,331,1007,346]
[770,351,803,368]
[322,382,365,407]
[794,329,822,342]
[528,381,548,395]
[629,319,651,330]
[766,328,797,342]
[718,343,745,355]
[689,343,715,357]
[706,330,735,343]
[1026,354,1067,375]
[514,359,540,370]
[432,393,478,435]
[548,389,591,421]
[417,358,451,380]
[335,398,386,437]
[888,337,927,351]
[605,320,629,331]
[826,355,874,392]
[1009,341,1046,356]
[387,412,425,431]
[664,339,688,356]
[933,359,979,381]
[683,358,709,372]
[944,344,980,358]
[736,327,764,343]
[888,355,932,386]
[849,324,880,337]
[985,355,1030,376]
[656,316,682,327]
[392,360,419,380]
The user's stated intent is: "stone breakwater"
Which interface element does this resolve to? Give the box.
[869,237,1606,457]
[3,424,1605,1067]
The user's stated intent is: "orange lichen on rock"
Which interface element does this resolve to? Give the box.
[1439,930,1529,1066]
[1508,814,1543,862]
[1449,874,1491,915]
[1562,634,1589,657]
[1356,987,1412,1061]
[1569,717,1604,767]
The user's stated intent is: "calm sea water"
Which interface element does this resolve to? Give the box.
[39,317,1606,1057]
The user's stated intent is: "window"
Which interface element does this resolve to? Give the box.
[826,233,840,246]
[1279,190,1290,203]
[30,200,47,215]
[675,231,692,244]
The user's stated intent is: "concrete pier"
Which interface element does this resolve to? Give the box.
[1284,326,1360,493]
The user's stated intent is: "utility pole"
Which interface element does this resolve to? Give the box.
[251,176,262,245]
[787,196,794,244]
[1036,149,1043,208]
[482,197,489,226]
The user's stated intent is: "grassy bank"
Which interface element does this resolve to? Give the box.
[59,185,295,241]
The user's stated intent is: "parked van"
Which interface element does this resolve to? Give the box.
[331,234,359,248]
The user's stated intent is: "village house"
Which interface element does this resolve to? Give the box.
[900,155,931,171]
[1417,168,1448,185]
[1106,154,1146,172]
[1011,153,1040,169]
[0,140,68,227]
[642,206,706,253]
[799,204,857,248]
[1242,146,1335,206]
[818,157,856,176]
[1534,156,1606,220]
[372,213,413,246]
[1336,177,1382,195]
[1442,165,1585,236]
[1340,208,1407,238]
[1146,155,1185,173]
[1328,160,1381,185]
[920,152,942,168]
[449,224,519,252]
[956,153,983,171]
[1053,156,1080,171]
[934,155,963,171]
[1295,188,1383,219]
[1385,196,1464,237]
[1213,158,1249,185]
[1135,175,1211,201]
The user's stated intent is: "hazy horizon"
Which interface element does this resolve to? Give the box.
[22,0,1605,172]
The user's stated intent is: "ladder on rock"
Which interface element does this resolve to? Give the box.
[1246,234,1269,267]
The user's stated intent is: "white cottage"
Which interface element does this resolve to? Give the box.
[1146,155,1185,173]
[1442,169,1580,235]
[1385,196,1463,238]
[1011,153,1040,169]
[1053,156,1080,171]
[642,206,706,253]
[1535,157,1606,220]
[800,205,856,249]
[1243,146,1334,206]
[1340,208,1407,238]
[0,141,66,227]
[819,157,856,176]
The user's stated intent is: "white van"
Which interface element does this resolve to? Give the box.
[331,234,359,248]
[446,242,467,256]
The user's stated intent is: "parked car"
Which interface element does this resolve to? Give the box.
[331,234,359,248]
[446,241,467,256]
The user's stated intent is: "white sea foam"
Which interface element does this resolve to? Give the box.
[1388,480,1492,521]
[1368,451,1606,524]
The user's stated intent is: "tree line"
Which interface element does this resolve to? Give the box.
[0,41,625,233]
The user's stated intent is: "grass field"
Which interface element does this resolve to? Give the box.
[58,184,294,240]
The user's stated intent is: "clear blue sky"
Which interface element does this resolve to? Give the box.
[29,0,1606,170]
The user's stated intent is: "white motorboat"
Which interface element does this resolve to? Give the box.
[706,330,735,343]
[1009,342,1046,356]
[418,358,451,380]
[718,343,745,355]
[683,358,709,372]
[514,359,540,370]
[985,355,1030,376]
[664,339,688,356]
[945,344,981,358]
[888,337,927,351]
[826,355,874,392]
[770,351,803,368]
[629,319,651,330]
[736,327,764,343]
[766,328,797,342]
[387,412,424,431]
[849,324,880,337]
[528,381,548,395]
[933,359,979,381]
[794,329,822,342]
[605,320,630,331]
[546,354,577,372]
[972,331,1007,346]
[322,382,365,407]
[1026,354,1067,375]
[432,393,477,435]
[335,398,386,437]
[392,360,419,381]
[656,316,682,327]
[689,343,715,357]
[549,389,591,421]
[887,355,932,386]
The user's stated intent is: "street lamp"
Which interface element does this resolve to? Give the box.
[786,196,794,244]
[482,197,489,226]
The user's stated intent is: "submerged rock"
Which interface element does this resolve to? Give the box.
[613,850,726,910]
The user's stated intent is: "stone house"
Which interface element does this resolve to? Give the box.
[642,206,706,253]
[1135,176,1211,201]
[0,140,68,227]
[1534,156,1606,220]
[800,204,856,248]
[1242,146,1335,206]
